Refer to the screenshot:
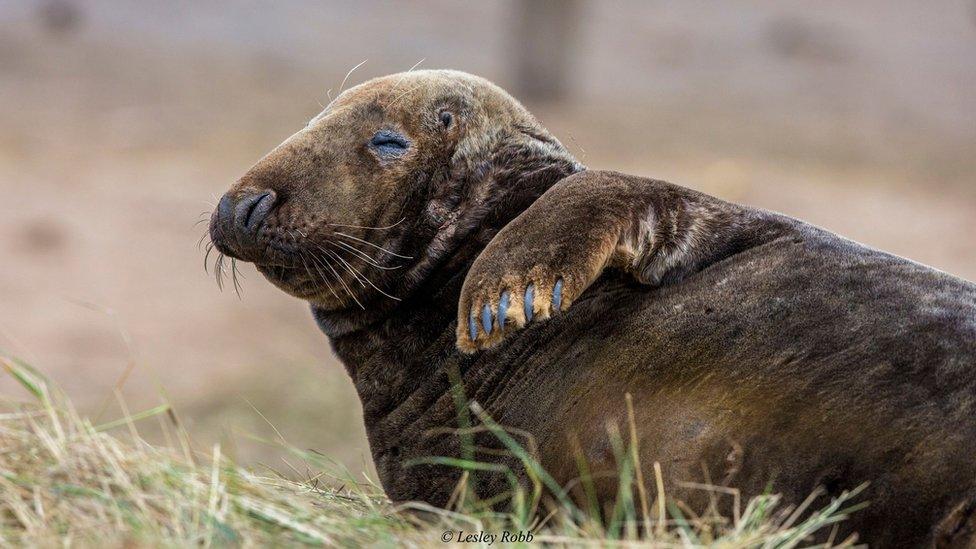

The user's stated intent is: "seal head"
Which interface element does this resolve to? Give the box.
[209,70,581,322]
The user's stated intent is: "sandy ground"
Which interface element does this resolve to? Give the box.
[0,1,974,475]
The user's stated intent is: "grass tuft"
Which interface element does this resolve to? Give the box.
[1,356,865,547]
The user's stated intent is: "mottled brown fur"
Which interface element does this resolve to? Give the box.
[210,70,976,547]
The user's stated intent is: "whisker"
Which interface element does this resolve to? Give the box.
[303,250,341,302]
[335,232,413,259]
[298,251,348,306]
[297,252,324,301]
[231,259,244,299]
[337,60,367,94]
[327,217,406,231]
[299,250,323,286]
[316,245,366,288]
[215,253,226,290]
[324,249,400,302]
[329,240,402,270]
[406,58,425,72]
[323,59,367,113]
[322,246,367,288]
[305,246,364,310]
[391,59,425,91]
[203,242,215,272]
[297,251,312,280]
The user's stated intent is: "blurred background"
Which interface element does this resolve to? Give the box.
[1,0,974,478]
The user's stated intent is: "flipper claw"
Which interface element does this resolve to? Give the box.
[553,278,564,312]
[481,303,493,333]
[498,291,510,330]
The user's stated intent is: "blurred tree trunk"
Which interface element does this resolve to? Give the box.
[512,0,582,102]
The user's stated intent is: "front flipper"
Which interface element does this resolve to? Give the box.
[456,170,795,352]
[456,197,621,352]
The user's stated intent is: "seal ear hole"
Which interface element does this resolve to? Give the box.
[439,110,453,129]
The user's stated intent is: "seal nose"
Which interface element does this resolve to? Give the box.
[211,190,277,260]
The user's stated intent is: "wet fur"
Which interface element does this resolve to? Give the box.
[212,70,976,547]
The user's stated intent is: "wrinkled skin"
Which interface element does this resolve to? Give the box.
[210,70,976,547]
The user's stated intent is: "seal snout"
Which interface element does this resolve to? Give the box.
[210,189,277,261]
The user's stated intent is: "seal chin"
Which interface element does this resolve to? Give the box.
[256,263,347,306]
[256,263,309,292]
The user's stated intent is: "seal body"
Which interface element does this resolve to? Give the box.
[209,70,976,547]
[319,174,976,547]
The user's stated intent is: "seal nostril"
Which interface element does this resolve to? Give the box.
[245,191,276,231]
[233,190,277,234]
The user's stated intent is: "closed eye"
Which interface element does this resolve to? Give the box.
[370,130,410,157]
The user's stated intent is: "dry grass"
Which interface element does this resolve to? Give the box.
[1,356,865,547]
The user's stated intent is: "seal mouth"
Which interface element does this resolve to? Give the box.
[210,236,297,268]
